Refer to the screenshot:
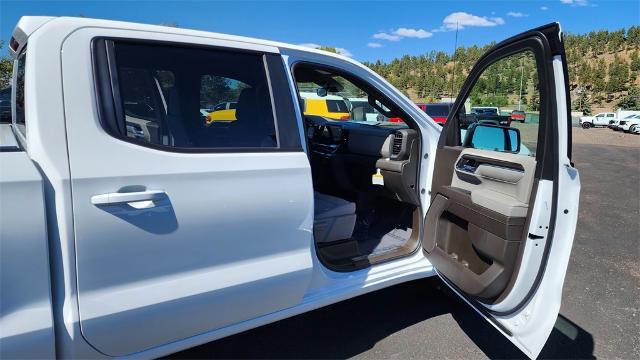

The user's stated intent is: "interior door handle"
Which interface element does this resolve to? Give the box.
[91,190,166,206]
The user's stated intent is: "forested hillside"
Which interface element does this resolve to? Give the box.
[1,27,639,113]
[364,26,640,113]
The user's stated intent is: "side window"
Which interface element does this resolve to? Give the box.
[457,50,539,157]
[109,41,277,149]
[14,52,26,135]
[0,87,11,123]
[119,68,166,144]
[200,76,247,123]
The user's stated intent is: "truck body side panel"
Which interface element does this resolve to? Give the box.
[0,146,55,359]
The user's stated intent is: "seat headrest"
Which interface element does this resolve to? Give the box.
[165,87,181,116]
[235,87,259,121]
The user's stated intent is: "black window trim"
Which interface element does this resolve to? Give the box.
[91,37,302,153]
[12,48,27,144]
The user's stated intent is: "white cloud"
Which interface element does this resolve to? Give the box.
[297,43,353,57]
[560,0,589,6]
[393,27,433,39]
[440,12,505,31]
[507,11,528,17]
[372,27,432,42]
[336,48,353,57]
[373,32,401,41]
[540,6,549,10]
[367,42,383,48]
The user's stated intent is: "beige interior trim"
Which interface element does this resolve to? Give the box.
[451,148,536,217]
[475,163,524,184]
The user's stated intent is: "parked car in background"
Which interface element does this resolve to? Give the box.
[471,106,500,116]
[510,110,526,123]
[199,108,211,122]
[212,101,238,112]
[618,114,640,132]
[471,106,511,126]
[300,92,350,120]
[206,101,238,124]
[2,17,579,360]
[604,111,640,130]
[424,102,454,125]
[608,115,633,131]
[616,109,640,120]
[580,112,615,129]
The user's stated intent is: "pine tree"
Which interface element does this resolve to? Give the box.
[607,56,629,93]
[573,91,592,115]
[529,92,540,112]
[0,41,13,89]
[616,86,640,110]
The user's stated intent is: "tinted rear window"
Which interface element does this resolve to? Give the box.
[326,99,348,113]
[0,87,10,124]
[106,41,277,149]
[424,104,451,117]
[14,53,26,133]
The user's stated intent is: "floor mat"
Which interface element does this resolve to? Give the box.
[358,227,413,257]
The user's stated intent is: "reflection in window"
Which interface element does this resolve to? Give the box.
[112,42,277,149]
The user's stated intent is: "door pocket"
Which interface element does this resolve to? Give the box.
[423,186,525,300]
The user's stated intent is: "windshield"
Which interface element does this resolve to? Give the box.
[295,67,408,128]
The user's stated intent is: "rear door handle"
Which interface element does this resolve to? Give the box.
[91,190,166,206]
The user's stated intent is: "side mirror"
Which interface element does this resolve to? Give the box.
[463,123,520,153]
[316,88,328,97]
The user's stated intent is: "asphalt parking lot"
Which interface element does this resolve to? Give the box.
[170,128,639,360]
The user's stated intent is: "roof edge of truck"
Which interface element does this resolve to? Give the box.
[11,15,359,64]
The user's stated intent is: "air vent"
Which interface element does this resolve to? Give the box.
[392,131,403,156]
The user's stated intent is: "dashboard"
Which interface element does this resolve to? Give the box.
[304,115,420,205]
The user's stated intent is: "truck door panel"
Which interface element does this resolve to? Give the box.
[62,30,313,356]
[422,24,580,358]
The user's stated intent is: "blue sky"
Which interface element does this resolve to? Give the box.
[1,0,639,62]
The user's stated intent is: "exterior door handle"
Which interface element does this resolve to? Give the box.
[91,190,166,206]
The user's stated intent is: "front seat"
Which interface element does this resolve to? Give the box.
[352,106,366,121]
[227,87,277,147]
[314,192,357,243]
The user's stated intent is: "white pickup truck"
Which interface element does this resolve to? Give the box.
[0,17,580,359]
[579,110,640,129]
[579,112,616,128]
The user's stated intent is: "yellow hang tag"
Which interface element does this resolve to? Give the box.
[372,169,384,186]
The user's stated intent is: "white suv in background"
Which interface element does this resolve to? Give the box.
[618,114,640,132]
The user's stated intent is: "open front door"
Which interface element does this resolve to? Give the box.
[423,23,580,358]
